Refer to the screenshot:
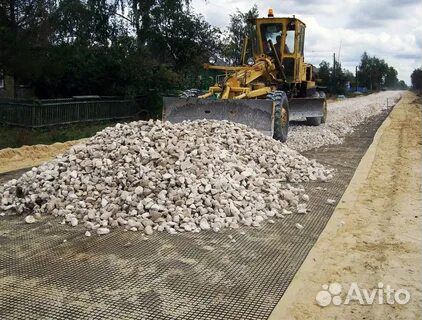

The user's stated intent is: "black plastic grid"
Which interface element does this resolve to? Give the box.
[0,110,390,320]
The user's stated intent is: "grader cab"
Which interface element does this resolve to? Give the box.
[163,9,326,142]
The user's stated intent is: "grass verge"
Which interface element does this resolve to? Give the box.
[0,121,117,149]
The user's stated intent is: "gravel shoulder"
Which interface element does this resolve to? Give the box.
[268,91,421,319]
[287,90,402,152]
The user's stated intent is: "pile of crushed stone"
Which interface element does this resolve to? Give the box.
[0,120,333,236]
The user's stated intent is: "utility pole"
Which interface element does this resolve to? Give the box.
[355,66,358,92]
[332,53,336,93]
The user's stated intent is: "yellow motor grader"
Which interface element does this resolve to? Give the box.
[163,9,327,142]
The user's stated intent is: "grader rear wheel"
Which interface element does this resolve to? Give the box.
[320,92,327,124]
[306,91,327,126]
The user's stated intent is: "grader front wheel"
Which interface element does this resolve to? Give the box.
[273,95,289,142]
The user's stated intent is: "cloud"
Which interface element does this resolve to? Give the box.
[394,52,421,60]
[191,0,422,83]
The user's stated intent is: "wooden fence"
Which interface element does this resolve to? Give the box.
[0,96,148,128]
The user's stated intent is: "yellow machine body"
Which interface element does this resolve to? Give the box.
[200,16,317,100]
[163,12,327,140]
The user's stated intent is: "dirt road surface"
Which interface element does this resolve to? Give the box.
[0,97,398,320]
[269,92,421,319]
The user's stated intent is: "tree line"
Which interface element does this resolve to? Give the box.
[318,52,408,95]
[0,1,413,100]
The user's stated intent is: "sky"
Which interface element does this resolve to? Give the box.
[191,0,422,84]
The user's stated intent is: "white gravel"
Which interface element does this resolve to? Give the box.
[0,120,333,235]
[286,91,402,152]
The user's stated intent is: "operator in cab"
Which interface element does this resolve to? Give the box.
[274,34,291,56]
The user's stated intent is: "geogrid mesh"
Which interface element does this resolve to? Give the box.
[0,111,389,320]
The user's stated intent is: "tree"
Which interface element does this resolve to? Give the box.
[0,0,56,84]
[357,52,400,91]
[0,0,222,98]
[318,61,331,87]
[384,66,398,88]
[317,60,354,94]
[343,70,355,83]
[149,0,221,70]
[331,59,346,93]
[397,80,408,90]
[411,68,422,90]
[112,0,155,50]
[221,5,259,65]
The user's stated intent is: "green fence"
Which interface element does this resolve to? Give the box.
[0,96,148,128]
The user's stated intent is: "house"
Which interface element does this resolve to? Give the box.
[0,72,34,99]
[0,72,15,99]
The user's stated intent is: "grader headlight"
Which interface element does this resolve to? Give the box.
[208,56,216,65]
[247,57,255,66]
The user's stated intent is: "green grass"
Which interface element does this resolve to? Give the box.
[0,121,118,149]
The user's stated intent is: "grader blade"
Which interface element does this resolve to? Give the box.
[163,97,275,137]
[288,97,325,121]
